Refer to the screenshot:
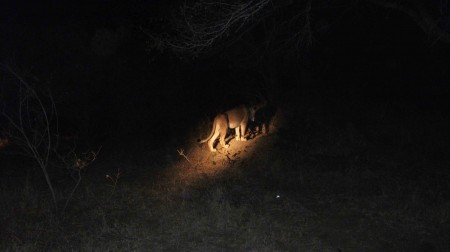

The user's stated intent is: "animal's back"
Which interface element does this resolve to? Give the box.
[226,105,247,129]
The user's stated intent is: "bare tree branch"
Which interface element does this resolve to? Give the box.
[366,0,450,45]
[143,0,272,57]
[143,0,449,61]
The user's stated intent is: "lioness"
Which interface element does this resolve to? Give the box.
[198,103,263,152]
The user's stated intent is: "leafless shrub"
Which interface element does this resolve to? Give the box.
[0,64,98,213]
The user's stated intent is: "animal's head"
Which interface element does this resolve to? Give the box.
[249,99,268,122]
[249,106,256,122]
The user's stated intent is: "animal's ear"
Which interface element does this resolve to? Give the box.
[254,99,268,110]
[261,99,268,107]
[246,91,267,108]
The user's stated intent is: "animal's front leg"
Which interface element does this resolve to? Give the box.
[240,123,247,141]
[235,127,241,141]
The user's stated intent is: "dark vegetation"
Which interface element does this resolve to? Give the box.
[1,1,449,251]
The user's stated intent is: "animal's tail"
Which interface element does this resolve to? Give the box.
[198,120,216,144]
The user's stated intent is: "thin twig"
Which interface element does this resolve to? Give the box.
[177,148,193,164]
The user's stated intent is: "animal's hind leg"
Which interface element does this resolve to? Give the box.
[220,127,229,149]
[208,130,220,152]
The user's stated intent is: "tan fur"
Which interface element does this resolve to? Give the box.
[198,104,259,152]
